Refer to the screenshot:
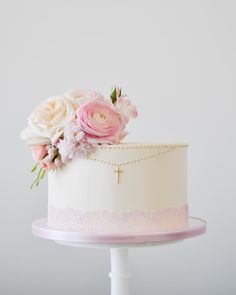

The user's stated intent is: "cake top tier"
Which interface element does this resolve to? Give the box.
[20,85,187,189]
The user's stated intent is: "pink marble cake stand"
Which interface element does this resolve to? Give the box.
[32,216,206,295]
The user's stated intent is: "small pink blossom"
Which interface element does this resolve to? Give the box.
[46,145,58,160]
[41,156,55,171]
[54,157,63,168]
[119,130,129,141]
[76,99,124,144]
[56,139,77,164]
[31,145,47,161]
[64,122,85,143]
[76,140,95,156]
[115,96,138,124]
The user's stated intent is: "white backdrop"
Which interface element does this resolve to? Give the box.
[1,1,235,294]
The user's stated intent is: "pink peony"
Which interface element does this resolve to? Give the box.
[115,96,138,124]
[76,99,123,144]
[31,145,47,161]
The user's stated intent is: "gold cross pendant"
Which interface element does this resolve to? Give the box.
[114,166,123,184]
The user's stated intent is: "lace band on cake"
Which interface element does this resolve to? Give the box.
[48,205,188,233]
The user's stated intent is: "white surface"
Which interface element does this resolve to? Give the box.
[48,144,187,211]
[1,1,236,295]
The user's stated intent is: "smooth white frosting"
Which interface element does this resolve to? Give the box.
[48,143,188,212]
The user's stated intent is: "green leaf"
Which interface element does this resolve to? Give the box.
[110,87,117,104]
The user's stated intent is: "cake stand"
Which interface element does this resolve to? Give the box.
[32,217,206,295]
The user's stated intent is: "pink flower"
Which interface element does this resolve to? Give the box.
[31,145,47,161]
[41,156,55,171]
[115,96,138,124]
[56,139,77,163]
[54,157,63,168]
[76,99,123,144]
[64,122,85,143]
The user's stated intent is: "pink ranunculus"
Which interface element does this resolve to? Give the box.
[76,99,123,144]
[115,96,138,124]
[31,145,48,161]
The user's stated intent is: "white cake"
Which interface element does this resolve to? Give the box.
[48,143,188,233]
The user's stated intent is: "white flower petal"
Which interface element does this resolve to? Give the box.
[20,96,76,146]
[20,127,51,146]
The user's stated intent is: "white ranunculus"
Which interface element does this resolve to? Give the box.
[20,96,76,146]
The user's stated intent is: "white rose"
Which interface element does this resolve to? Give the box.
[64,89,104,106]
[20,96,76,146]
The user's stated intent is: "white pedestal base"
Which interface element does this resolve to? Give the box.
[32,217,207,295]
[110,248,129,295]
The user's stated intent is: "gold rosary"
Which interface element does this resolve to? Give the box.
[87,144,187,184]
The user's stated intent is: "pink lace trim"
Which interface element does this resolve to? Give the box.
[48,205,188,233]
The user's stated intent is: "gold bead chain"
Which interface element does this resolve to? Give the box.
[86,144,187,184]
[87,146,174,167]
[97,143,188,150]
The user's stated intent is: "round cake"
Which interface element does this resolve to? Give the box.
[20,86,189,234]
[48,143,188,233]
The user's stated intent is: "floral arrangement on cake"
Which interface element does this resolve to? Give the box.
[20,86,138,188]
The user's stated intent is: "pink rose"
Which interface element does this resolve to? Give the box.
[31,145,47,161]
[115,96,138,124]
[76,99,123,144]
